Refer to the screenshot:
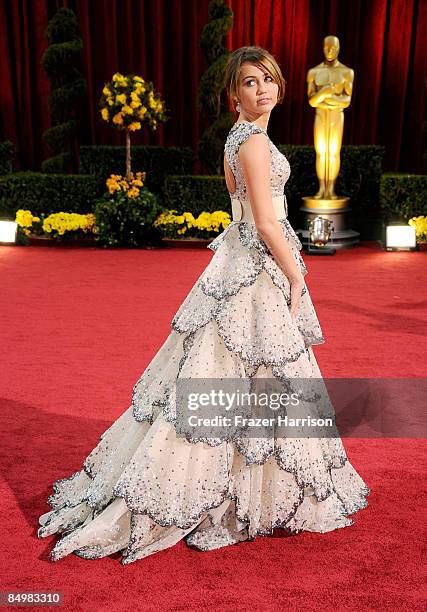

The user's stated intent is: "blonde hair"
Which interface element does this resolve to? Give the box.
[224,46,287,112]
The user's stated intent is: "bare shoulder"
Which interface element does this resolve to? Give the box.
[238,132,270,193]
[238,131,269,161]
[239,130,269,149]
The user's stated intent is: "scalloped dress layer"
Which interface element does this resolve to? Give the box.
[37,121,370,565]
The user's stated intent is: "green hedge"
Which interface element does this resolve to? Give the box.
[380,173,427,222]
[79,145,196,194]
[163,145,386,237]
[0,141,15,175]
[278,144,384,212]
[278,144,385,239]
[163,175,230,216]
[2,146,425,242]
[0,172,104,218]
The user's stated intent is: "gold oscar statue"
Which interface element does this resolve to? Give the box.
[307,35,353,200]
[299,35,360,249]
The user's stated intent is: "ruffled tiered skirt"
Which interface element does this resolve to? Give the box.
[38,218,370,565]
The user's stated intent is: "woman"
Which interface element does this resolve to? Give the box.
[38,46,370,565]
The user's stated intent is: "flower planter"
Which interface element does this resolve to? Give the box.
[417,241,427,252]
[27,235,97,247]
[161,237,214,248]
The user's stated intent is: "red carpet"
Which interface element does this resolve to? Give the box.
[0,241,426,611]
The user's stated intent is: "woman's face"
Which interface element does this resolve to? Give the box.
[236,62,279,118]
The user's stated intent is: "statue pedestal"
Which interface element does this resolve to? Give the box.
[296,196,360,250]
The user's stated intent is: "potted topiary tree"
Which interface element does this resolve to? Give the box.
[99,72,168,179]
[93,73,169,248]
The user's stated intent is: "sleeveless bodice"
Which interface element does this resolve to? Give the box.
[224,121,291,222]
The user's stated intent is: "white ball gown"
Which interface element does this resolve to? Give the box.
[37,120,371,565]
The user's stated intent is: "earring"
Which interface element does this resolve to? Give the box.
[236,101,241,112]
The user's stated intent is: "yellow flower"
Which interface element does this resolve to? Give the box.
[112,112,124,125]
[408,215,427,239]
[15,209,37,228]
[106,174,123,192]
[130,91,141,106]
[101,108,109,121]
[127,187,140,198]
[106,180,120,194]
[85,213,96,229]
[137,106,147,119]
[122,105,134,115]
[102,85,111,96]
[112,73,128,87]
[128,122,141,131]
[116,93,127,105]
[134,76,145,84]
[40,212,95,236]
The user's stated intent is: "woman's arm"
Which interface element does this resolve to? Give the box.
[238,133,304,320]
[238,134,303,283]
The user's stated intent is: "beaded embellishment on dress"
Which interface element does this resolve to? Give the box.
[224,121,291,201]
[37,120,370,565]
